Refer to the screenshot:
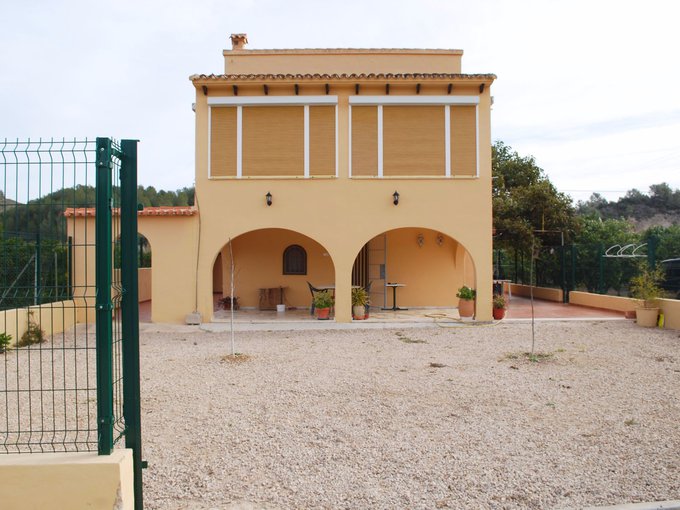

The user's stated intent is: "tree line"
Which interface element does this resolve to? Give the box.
[492,141,680,294]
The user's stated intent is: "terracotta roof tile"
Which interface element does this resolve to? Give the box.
[63,206,197,217]
[190,72,496,82]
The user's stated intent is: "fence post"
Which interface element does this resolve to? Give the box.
[120,139,144,510]
[598,243,605,294]
[570,245,576,302]
[95,137,114,455]
[647,236,658,268]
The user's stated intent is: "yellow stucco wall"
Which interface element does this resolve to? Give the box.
[224,49,463,75]
[217,228,335,308]
[1,301,77,348]
[194,56,494,322]
[137,215,198,323]
[382,228,472,307]
[0,450,134,510]
[510,284,563,302]
[569,291,680,331]
[138,268,152,302]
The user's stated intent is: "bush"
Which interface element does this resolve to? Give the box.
[19,312,45,347]
[0,332,11,352]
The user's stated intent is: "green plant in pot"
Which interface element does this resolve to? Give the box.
[492,294,506,320]
[629,266,665,327]
[313,290,334,320]
[352,287,370,320]
[456,285,476,319]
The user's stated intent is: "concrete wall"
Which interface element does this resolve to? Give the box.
[510,284,563,302]
[138,268,152,302]
[0,450,134,510]
[1,300,77,348]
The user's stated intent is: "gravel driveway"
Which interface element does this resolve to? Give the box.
[140,320,680,509]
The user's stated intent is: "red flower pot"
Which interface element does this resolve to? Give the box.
[493,307,506,320]
[316,307,331,320]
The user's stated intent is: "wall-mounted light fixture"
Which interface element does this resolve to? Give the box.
[417,233,425,247]
[265,192,272,206]
[436,234,444,246]
[393,191,400,206]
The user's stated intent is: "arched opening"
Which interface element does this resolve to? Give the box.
[212,228,335,320]
[114,233,152,322]
[352,227,475,312]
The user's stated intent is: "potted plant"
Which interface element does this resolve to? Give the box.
[313,290,334,320]
[352,287,370,320]
[456,285,476,318]
[629,266,665,327]
[492,294,506,320]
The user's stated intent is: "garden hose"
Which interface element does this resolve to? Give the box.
[423,312,502,328]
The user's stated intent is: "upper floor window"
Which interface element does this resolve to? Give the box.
[283,244,307,275]
[208,96,337,179]
[349,96,479,178]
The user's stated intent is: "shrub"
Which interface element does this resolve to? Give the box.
[19,312,46,347]
[0,332,12,353]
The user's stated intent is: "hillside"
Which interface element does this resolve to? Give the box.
[577,183,680,231]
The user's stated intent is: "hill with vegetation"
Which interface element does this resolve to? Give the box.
[577,183,680,230]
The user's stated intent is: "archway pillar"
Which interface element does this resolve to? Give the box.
[333,254,354,323]
[471,239,492,322]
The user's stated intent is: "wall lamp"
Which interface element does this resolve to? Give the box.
[265,192,272,206]
[393,190,400,206]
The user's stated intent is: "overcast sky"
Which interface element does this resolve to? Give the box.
[1,0,679,203]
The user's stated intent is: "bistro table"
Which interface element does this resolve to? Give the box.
[382,283,407,311]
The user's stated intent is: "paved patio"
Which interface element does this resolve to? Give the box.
[139,294,625,325]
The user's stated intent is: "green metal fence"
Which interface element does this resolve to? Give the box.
[1,137,144,508]
[494,241,658,301]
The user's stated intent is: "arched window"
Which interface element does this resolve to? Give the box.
[283,244,307,275]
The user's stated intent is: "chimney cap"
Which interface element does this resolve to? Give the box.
[230,33,248,50]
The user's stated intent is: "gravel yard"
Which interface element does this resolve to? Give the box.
[140,320,680,510]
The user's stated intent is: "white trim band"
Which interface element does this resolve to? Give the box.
[208,95,338,106]
[349,95,479,105]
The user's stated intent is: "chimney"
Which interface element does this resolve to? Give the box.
[230,33,248,50]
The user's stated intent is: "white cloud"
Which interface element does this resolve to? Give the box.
[1,0,679,197]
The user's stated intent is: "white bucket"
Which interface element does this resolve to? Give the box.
[276,304,286,313]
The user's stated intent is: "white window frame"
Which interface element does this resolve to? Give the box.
[208,96,338,179]
[348,95,480,178]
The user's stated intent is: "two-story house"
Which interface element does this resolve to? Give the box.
[184,34,495,323]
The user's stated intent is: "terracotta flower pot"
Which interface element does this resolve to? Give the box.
[316,307,331,320]
[493,307,506,320]
[458,298,475,318]
[635,307,659,327]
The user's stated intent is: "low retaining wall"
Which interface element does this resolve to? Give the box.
[569,291,680,331]
[0,450,134,509]
[1,300,77,348]
[509,284,563,302]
